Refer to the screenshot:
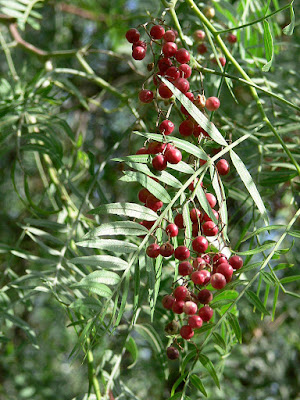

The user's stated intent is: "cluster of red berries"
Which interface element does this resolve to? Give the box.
[125,21,237,361]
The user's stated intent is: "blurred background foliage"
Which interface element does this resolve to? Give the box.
[0,0,299,399]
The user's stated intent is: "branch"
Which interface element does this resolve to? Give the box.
[56,3,106,22]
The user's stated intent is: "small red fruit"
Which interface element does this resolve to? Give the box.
[174,78,190,93]
[158,57,172,73]
[160,242,174,257]
[205,193,217,208]
[165,66,180,81]
[188,315,203,329]
[216,159,230,175]
[216,263,233,282]
[165,147,182,164]
[202,254,211,264]
[183,301,198,315]
[166,223,179,237]
[179,64,192,79]
[162,42,177,57]
[163,30,176,42]
[202,209,219,222]
[210,273,227,289]
[175,48,190,64]
[190,208,201,223]
[188,178,203,191]
[172,299,185,314]
[180,325,194,340]
[179,120,194,137]
[202,221,218,236]
[150,25,165,39]
[146,243,160,258]
[192,236,209,254]
[194,30,205,41]
[146,194,163,211]
[126,28,140,43]
[205,97,220,111]
[227,33,237,43]
[173,286,188,301]
[167,346,179,360]
[162,295,175,309]
[219,56,226,67]
[139,89,154,103]
[159,119,174,135]
[158,83,173,99]
[197,43,207,54]
[132,40,147,50]
[174,246,190,261]
[152,154,167,171]
[174,213,184,229]
[178,261,193,276]
[198,306,213,322]
[198,289,213,304]
[193,257,206,270]
[229,255,243,270]
[132,46,146,60]
[138,188,150,203]
[192,222,199,238]
[136,147,149,155]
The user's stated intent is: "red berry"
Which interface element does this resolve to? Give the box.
[174,78,190,93]
[192,236,209,254]
[138,188,150,203]
[158,83,173,99]
[139,89,153,103]
[198,305,213,322]
[159,119,174,135]
[190,208,201,223]
[132,46,146,60]
[148,141,162,154]
[191,270,209,285]
[166,223,179,237]
[214,256,228,267]
[205,97,220,111]
[194,30,205,41]
[179,120,194,137]
[188,178,203,191]
[152,154,167,171]
[174,213,184,229]
[180,325,194,340]
[165,66,180,81]
[197,43,207,54]
[183,301,198,315]
[158,57,172,73]
[210,273,227,289]
[146,194,163,211]
[202,254,211,264]
[172,299,185,314]
[185,92,195,101]
[174,246,190,261]
[202,221,218,236]
[175,48,190,64]
[167,346,179,360]
[153,74,161,86]
[174,286,188,301]
[178,261,193,276]
[150,25,165,40]
[160,242,174,257]
[202,209,219,222]
[132,40,147,50]
[193,257,206,270]
[188,315,203,329]
[165,147,182,164]
[198,289,213,304]
[193,125,209,138]
[192,222,199,238]
[136,147,149,155]
[219,57,226,67]
[162,42,177,57]
[163,30,176,42]
[126,28,140,43]
[146,243,160,258]
[227,33,237,43]
[213,253,227,263]
[205,193,217,208]
[162,294,175,309]
[216,263,233,282]
[179,64,192,79]
[216,159,230,175]
[229,255,243,270]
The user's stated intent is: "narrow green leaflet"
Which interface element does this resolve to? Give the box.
[237,241,275,255]
[209,165,228,238]
[74,281,112,298]
[195,185,218,225]
[280,275,300,284]
[79,270,120,286]
[70,255,129,270]
[245,290,270,315]
[190,374,208,397]
[76,239,138,253]
[227,312,242,343]
[167,161,195,174]
[114,272,130,327]
[125,336,139,369]
[212,332,227,351]
[241,225,285,242]
[161,77,227,146]
[182,202,192,248]
[83,221,148,238]
[198,354,220,388]
[4,312,38,348]
[113,154,150,163]
[89,202,158,221]
[282,3,295,35]
[230,150,268,223]
[262,20,274,72]
[119,171,171,203]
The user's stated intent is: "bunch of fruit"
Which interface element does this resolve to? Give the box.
[125,21,242,360]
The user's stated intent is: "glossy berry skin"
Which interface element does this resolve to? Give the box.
[210,273,227,289]
[194,29,205,41]
[174,214,184,229]
[136,147,149,155]
[192,223,200,238]
[148,141,162,154]
[167,346,179,360]
[138,188,150,203]
[150,25,165,39]
[193,257,206,270]
[172,300,185,314]
[197,43,207,54]
[178,261,193,276]
[199,306,213,322]
[126,28,140,43]
[159,119,174,135]
[174,78,190,93]
[165,147,182,164]
[206,193,217,208]
[132,40,147,50]
[146,243,160,258]
[219,57,226,67]
[205,6,215,19]
[139,89,153,103]
[202,221,218,236]
[175,48,190,64]
[163,30,176,42]
[206,97,220,111]
[214,256,228,268]
[162,294,175,309]
[132,46,146,60]
[173,285,188,301]
[188,315,203,329]
[213,253,227,263]
[152,154,167,171]
[158,83,173,99]
[158,57,172,73]
[202,209,219,222]
[166,223,179,237]
[165,66,180,81]
[191,270,206,285]
[190,208,201,223]
[216,159,230,175]
[227,33,237,43]
[160,242,174,257]
[216,263,233,282]
[192,236,209,254]
[198,289,213,304]
[179,120,194,137]
[193,125,209,138]
[179,64,192,79]
[140,220,155,230]
[202,254,211,264]
[229,255,243,270]
[146,194,163,211]
[183,301,198,315]
[163,42,177,57]
[174,246,190,261]
[180,325,194,340]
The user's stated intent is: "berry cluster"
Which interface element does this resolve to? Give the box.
[125,21,241,360]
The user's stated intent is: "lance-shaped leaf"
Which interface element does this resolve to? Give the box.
[76,238,138,253]
[210,164,228,239]
[245,290,270,315]
[190,374,208,397]
[198,354,220,388]
[83,221,148,238]
[74,281,112,298]
[283,3,295,35]
[112,154,150,163]
[262,20,274,72]
[227,312,242,343]
[230,150,268,224]
[89,202,158,221]
[195,185,218,225]
[167,161,195,174]
[70,255,129,270]
[79,270,121,286]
